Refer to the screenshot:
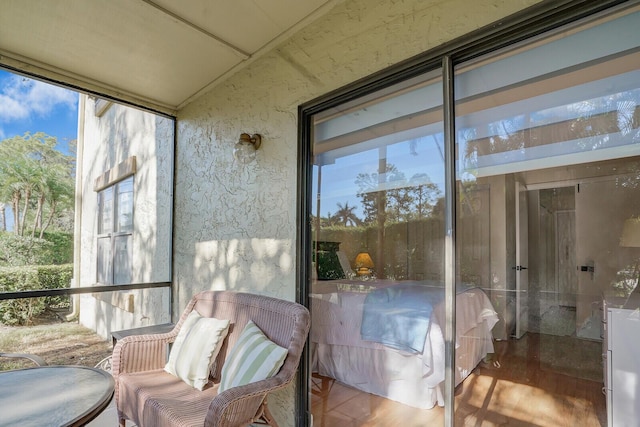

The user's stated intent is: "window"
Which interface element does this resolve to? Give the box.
[95,158,136,285]
[97,176,133,284]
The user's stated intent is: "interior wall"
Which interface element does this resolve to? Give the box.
[479,173,517,340]
[528,189,542,333]
[511,159,640,340]
[483,169,640,341]
[172,0,540,424]
[575,176,640,339]
[458,184,491,288]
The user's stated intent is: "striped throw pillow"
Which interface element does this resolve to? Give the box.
[218,320,288,392]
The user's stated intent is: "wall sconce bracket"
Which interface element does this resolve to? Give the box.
[240,133,261,149]
[234,133,262,163]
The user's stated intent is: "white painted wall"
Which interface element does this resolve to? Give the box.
[172,0,539,424]
[77,97,173,337]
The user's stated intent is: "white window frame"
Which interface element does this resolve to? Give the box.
[95,157,136,285]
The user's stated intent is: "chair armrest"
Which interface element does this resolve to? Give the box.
[0,352,47,366]
[205,375,291,427]
[112,331,176,377]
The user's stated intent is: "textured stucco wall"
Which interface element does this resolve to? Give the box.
[173,0,539,424]
[78,96,173,337]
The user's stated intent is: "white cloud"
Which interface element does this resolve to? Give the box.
[0,74,77,123]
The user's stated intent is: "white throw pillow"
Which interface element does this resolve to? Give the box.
[218,320,288,393]
[164,310,230,390]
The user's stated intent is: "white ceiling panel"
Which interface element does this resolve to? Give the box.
[0,0,338,114]
[151,0,332,54]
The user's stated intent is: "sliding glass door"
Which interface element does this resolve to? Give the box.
[453,5,640,425]
[301,3,640,426]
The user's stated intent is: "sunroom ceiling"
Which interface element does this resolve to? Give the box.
[0,0,337,115]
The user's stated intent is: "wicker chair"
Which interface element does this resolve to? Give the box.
[112,291,310,427]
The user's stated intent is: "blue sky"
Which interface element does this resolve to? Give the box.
[0,69,79,153]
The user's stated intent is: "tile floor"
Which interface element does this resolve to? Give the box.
[87,399,134,427]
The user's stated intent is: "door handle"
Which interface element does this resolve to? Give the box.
[513,266,528,271]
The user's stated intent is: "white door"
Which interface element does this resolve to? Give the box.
[555,210,576,308]
[515,181,529,338]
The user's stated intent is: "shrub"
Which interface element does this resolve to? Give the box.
[41,231,74,265]
[0,264,73,325]
[0,234,54,266]
[0,232,73,267]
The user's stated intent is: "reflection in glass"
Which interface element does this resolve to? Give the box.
[453,8,640,426]
[98,187,113,235]
[310,73,451,426]
[113,235,132,284]
[117,177,134,233]
[96,237,112,284]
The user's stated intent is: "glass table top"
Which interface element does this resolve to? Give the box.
[0,365,114,427]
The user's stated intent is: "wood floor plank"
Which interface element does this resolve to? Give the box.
[311,333,606,426]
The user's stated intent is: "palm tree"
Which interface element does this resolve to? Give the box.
[333,202,361,226]
[0,205,5,231]
[0,132,75,236]
[18,159,42,236]
[39,176,73,238]
[2,164,29,235]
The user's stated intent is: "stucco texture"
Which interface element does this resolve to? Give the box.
[173,0,539,424]
[78,97,173,337]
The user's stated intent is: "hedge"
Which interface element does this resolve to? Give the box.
[0,232,73,267]
[0,264,73,325]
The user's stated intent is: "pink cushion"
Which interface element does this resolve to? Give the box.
[118,369,218,427]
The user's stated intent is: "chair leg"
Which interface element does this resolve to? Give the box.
[252,399,279,427]
[261,403,278,427]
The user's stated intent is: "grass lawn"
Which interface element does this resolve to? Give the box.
[0,320,112,371]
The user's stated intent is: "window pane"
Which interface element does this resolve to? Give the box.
[98,187,113,234]
[453,7,640,425]
[456,11,640,179]
[113,235,132,285]
[310,72,446,425]
[116,177,134,233]
[97,237,112,284]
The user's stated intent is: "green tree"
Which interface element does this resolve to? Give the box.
[356,164,443,224]
[332,202,361,226]
[355,166,387,224]
[0,205,5,231]
[408,173,441,219]
[0,132,75,238]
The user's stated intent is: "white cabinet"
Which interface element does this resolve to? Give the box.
[605,306,640,426]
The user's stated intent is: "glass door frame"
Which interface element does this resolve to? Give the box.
[296,1,633,426]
